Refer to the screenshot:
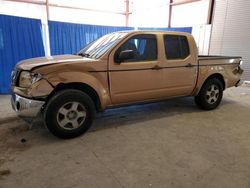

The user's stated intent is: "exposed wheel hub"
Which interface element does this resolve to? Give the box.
[211,91,215,97]
[67,111,77,120]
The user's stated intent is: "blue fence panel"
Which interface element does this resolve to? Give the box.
[138,27,192,33]
[49,21,134,55]
[0,14,45,94]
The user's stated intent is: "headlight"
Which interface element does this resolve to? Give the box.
[19,71,42,88]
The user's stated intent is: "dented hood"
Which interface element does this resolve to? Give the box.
[16,54,95,70]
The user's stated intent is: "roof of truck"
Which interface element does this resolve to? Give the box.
[115,30,192,36]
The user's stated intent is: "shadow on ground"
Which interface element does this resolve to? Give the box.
[16,96,244,137]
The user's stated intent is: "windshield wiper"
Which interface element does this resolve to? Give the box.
[77,52,90,57]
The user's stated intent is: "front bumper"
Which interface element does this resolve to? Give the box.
[11,94,45,117]
[235,79,243,87]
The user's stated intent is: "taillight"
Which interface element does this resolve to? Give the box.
[239,60,243,67]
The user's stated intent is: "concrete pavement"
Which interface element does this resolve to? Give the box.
[0,86,250,188]
[0,95,17,124]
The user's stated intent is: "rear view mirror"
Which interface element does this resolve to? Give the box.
[116,50,134,63]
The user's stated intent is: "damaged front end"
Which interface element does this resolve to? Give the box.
[11,69,54,117]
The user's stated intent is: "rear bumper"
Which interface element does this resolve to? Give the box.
[11,94,45,117]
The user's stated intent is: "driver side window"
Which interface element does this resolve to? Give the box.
[115,34,157,63]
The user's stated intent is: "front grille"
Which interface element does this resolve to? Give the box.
[11,69,21,86]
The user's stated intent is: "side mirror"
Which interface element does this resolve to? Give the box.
[116,50,134,63]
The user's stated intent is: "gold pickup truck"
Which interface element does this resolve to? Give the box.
[11,31,243,138]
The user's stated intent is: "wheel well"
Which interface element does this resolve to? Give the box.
[46,82,101,111]
[204,74,225,90]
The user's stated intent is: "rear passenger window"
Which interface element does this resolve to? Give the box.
[164,35,190,60]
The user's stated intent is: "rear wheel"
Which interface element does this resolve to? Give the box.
[44,89,95,139]
[195,78,223,110]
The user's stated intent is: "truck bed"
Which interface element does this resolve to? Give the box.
[198,55,242,60]
[198,55,242,66]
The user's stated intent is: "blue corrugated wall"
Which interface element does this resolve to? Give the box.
[138,27,192,33]
[0,14,45,94]
[48,21,134,55]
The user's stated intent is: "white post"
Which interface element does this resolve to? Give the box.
[42,0,51,56]
[42,23,51,56]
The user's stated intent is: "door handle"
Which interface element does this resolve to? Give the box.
[185,63,194,68]
[151,65,163,70]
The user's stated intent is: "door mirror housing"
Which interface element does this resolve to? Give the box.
[116,50,134,63]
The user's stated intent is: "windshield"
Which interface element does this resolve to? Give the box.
[77,32,129,59]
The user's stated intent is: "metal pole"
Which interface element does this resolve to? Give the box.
[207,0,214,24]
[125,0,129,26]
[168,0,173,28]
[44,0,51,56]
[46,0,49,20]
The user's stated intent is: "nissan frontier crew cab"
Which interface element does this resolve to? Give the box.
[11,31,244,138]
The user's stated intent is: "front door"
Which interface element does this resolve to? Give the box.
[108,34,164,105]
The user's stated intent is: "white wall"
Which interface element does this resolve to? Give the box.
[0,0,127,25]
[192,24,212,55]
[130,0,170,27]
[171,0,210,27]
[0,0,47,23]
[49,6,125,26]
[48,0,126,26]
[50,0,125,13]
[209,0,250,80]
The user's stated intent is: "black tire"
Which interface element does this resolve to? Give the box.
[195,78,223,110]
[44,89,95,139]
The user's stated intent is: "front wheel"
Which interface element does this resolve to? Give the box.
[44,89,95,139]
[195,78,223,110]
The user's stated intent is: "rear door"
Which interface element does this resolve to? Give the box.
[160,34,198,96]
